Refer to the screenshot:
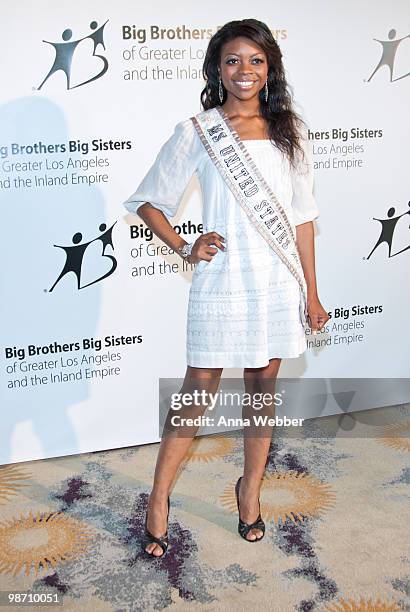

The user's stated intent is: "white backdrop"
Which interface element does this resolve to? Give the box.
[1,1,409,464]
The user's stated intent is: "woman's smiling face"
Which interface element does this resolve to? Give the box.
[218,36,269,102]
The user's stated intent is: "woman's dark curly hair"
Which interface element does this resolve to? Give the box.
[200,18,306,170]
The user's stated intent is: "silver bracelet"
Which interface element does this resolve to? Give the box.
[177,243,194,260]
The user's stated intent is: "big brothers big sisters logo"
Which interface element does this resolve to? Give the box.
[49,221,117,292]
[37,19,109,90]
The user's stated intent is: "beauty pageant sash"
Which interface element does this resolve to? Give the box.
[191,105,309,328]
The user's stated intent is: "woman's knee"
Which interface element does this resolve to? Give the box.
[243,358,281,393]
[182,365,223,394]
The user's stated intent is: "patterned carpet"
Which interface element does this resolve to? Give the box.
[0,405,409,612]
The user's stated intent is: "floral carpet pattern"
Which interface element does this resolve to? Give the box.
[0,405,409,612]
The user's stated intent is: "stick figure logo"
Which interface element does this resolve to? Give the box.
[37,19,109,90]
[49,221,117,291]
[365,28,410,83]
[367,201,410,259]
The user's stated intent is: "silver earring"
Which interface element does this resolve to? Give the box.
[218,77,224,104]
[264,81,269,102]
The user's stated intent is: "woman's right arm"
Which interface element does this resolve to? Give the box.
[137,202,225,264]
[124,119,224,263]
[136,202,187,253]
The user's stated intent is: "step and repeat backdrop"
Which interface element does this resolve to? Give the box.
[1,1,409,464]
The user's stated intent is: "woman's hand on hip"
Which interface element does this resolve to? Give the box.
[188,232,225,264]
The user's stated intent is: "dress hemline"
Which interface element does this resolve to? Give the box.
[186,336,307,368]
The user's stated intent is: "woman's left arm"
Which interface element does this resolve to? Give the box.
[296,221,330,333]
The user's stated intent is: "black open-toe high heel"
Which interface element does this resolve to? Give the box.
[143,495,170,557]
[234,476,265,542]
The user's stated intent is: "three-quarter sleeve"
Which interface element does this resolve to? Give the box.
[290,127,320,226]
[123,118,199,219]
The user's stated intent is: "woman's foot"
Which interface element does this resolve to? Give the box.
[237,476,264,541]
[144,491,170,556]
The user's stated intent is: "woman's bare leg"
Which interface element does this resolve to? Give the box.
[239,357,282,540]
[145,365,223,556]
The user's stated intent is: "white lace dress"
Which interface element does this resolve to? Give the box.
[123,113,319,368]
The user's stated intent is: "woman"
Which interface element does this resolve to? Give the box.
[123,18,329,557]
